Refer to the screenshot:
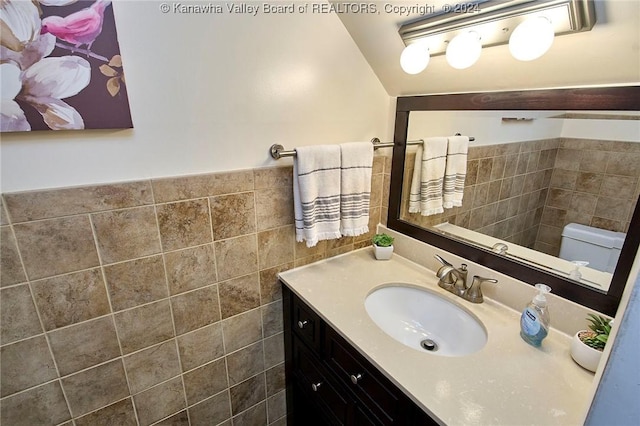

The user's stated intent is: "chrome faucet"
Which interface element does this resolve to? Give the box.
[433,255,497,303]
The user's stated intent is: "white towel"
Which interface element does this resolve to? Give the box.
[408,137,448,216]
[339,142,373,237]
[293,145,342,247]
[443,136,469,208]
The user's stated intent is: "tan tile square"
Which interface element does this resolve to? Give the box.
[103,255,168,311]
[218,274,260,319]
[114,300,174,354]
[267,390,286,423]
[226,341,264,386]
[540,207,567,228]
[48,317,121,376]
[222,309,263,353]
[569,193,597,215]
[152,170,254,203]
[1,226,26,287]
[264,333,284,369]
[210,192,256,240]
[594,197,631,222]
[606,152,640,177]
[547,188,573,209]
[0,381,70,426]
[188,390,231,426]
[253,167,292,190]
[3,181,152,223]
[74,398,137,426]
[171,285,221,335]
[549,169,578,190]
[133,377,186,426]
[1,284,42,345]
[61,359,129,417]
[257,226,294,270]
[157,199,212,251]
[231,401,267,425]
[600,175,637,199]
[164,244,216,296]
[177,323,224,371]
[265,364,285,396]
[591,217,624,232]
[575,172,603,194]
[0,197,8,225]
[262,301,283,338]
[214,235,258,281]
[183,358,228,405]
[229,374,265,415]
[31,269,110,330]
[1,336,57,397]
[123,341,181,394]
[13,216,99,280]
[255,188,294,231]
[92,206,161,264]
[259,264,291,304]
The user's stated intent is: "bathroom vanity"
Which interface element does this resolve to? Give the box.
[279,248,595,425]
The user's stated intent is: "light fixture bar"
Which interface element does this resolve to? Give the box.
[399,0,596,57]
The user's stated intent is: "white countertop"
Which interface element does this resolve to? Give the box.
[279,248,595,426]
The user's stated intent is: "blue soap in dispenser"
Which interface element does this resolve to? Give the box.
[520,284,551,347]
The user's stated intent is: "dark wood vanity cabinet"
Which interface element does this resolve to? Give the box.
[282,283,439,426]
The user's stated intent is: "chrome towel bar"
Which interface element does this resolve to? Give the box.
[269,135,474,159]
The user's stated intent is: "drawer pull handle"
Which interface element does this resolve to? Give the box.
[311,382,322,392]
[350,373,363,384]
[297,320,308,329]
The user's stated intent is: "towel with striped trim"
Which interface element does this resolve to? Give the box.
[408,137,448,216]
[339,142,373,237]
[293,145,342,247]
[443,135,469,208]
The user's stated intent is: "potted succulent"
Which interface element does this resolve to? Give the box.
[372,233,394,260]
[570,314,613,373]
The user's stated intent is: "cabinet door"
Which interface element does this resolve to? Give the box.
[324,326,406,425]
[291,292,323,352]
[293,335,352,425]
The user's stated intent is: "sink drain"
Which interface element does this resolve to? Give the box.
[420,339,438,352]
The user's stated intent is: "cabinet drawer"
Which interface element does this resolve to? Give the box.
[293,336,351,425]
[324,327,403,425]
[291,293,322,351]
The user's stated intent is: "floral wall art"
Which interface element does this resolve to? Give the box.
[1,0,133,132]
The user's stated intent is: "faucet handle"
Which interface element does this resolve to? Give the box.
[434,254,453,267]
[464,276,498,304]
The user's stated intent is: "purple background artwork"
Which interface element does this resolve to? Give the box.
[1,0,133,132]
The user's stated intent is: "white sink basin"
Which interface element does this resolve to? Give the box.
[365,285,487,356]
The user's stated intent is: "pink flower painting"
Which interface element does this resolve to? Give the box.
[1,0,133,132]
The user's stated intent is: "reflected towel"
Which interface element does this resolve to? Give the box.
[293,145,342,247]
[443,135,469,208]
[339,142,374,237]
[408,137,448,216]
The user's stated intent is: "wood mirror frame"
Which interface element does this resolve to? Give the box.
[387,86,640,316]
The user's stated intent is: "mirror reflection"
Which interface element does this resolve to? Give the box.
[400,110,640,292]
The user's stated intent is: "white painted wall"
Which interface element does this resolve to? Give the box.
[0,1,392,192]
[408,111,640,145]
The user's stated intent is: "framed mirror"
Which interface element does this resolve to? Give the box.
[388,86,640,316]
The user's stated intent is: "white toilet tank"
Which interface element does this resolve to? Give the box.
[559,223,626,273]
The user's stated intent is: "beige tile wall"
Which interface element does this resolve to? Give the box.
[401,139,559,249]
[400,138,640,257]
[0,156,390,426]
[536,139,640,256]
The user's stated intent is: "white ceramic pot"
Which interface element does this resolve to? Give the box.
[570,331,603,373]
[373,245,394,260]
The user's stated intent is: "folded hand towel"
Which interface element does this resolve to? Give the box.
[294,145,342,247]
[408,143,424,214]
[339,142,374,237]
[443,135,469,208]
[410,137,448,216]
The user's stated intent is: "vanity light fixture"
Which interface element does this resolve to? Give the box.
[398,0,596,73]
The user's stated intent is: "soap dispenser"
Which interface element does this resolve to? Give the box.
[520,284,551,347]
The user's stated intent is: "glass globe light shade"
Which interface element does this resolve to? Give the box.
[509,16,555,61]
[446,31,482,69]
[400,42,430,74]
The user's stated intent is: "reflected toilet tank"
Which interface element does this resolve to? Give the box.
[559,223,626,273]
